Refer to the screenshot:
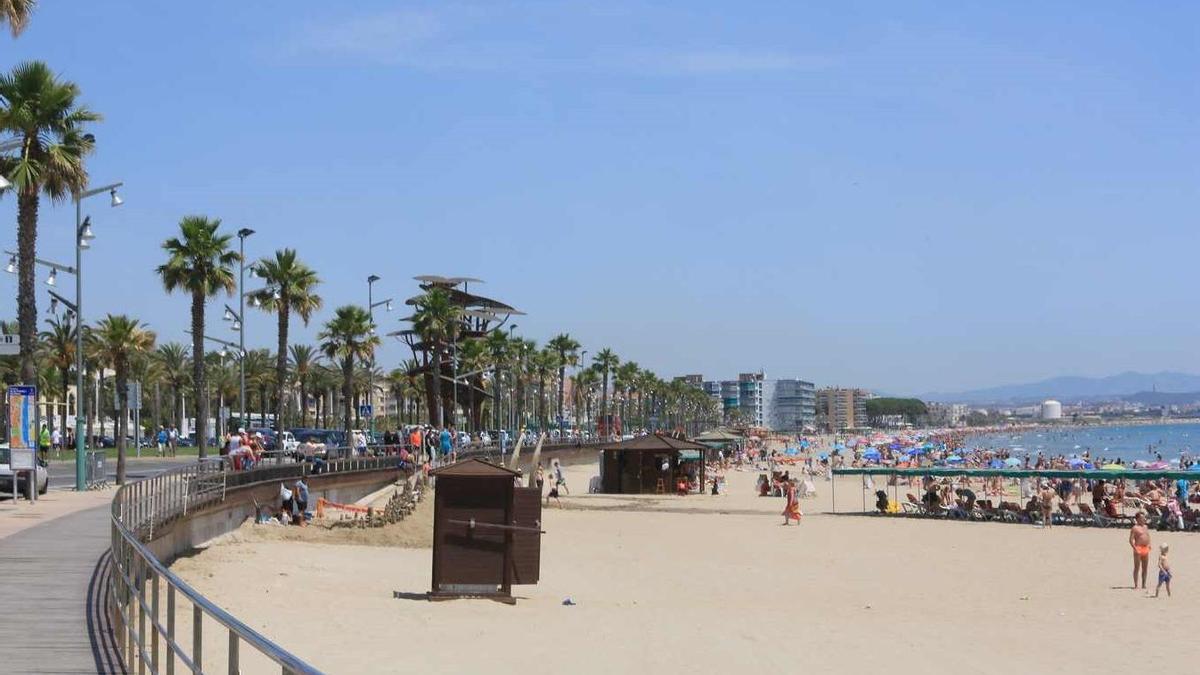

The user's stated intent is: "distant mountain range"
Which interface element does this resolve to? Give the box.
[919,371,1200,405]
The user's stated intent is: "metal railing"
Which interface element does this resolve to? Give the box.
[108,448,400,674]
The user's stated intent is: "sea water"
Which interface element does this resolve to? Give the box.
[968,422,1200,462]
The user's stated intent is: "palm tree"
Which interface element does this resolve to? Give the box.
[242,349,273,426]
[457,338,489,431]
[250,249,321,433]
[399,359,424,425]
[572,366,598,431]
[509,337,536,431]
[410,288,460,427]
[38,314,74,447]
[90,315,155,484]
[592,348,619,438]
[156,216,238,458]
[483,330,509,431]
[154,343,190,437]
[0,62,100,384]
[531,348,558,431]
[547,333,580,429]
[615,361,640,432]
[289,344,318,428]
[318,305,378,441]
[208,354,237,439]
[129,352,160,442]
[1,0,35,36]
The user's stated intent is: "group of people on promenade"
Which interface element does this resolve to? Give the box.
[219,428,268,470]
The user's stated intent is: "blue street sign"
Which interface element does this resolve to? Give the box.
[359,404,373,419]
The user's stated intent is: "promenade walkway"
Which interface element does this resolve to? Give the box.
[0,503,123,673]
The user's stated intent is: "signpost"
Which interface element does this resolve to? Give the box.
[359,404,373,419]
[7,385,37,502]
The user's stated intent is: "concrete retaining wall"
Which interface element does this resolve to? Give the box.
[147,468,401,565]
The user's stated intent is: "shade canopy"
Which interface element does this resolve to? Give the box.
[834,466,1199,481]
[694,429,742,443]
[430,458,522,478]
[601,434,710,452]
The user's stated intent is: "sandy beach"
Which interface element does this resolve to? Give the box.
[170,459,1200,674]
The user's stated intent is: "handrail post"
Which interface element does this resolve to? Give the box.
[193,604,203,673]
[137,555,147,675]
[166,584,175,675]
[229,629,239,674]
[151,572,160,673]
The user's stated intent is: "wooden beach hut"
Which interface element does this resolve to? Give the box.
[429,459,543,603]
[599,434,711,494]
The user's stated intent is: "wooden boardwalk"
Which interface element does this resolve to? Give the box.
[0,504,124,673]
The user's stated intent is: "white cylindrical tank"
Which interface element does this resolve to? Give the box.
[1041,400,1062,420]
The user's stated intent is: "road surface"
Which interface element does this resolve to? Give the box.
[46,456,197,490]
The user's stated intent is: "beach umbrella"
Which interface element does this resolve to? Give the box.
[1004,457,1022,467]
[1102,463,1123,470]
[1133,460,1151,469]
[818,452,829,460]
[1149,461,1170,470]
[946,455,963,463]
[863,449,881,461]
[1067,458,1089,469]
[989,459,1004,469]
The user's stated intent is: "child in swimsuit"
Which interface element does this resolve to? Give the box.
[1155,544,1172,597]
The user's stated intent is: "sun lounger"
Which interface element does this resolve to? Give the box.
[975,501,1002,521]
[903,493,926,516]
[997,502,1025,523]
[1057,503,1086,526]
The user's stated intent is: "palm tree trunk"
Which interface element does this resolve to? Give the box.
[85,367,95,448]
[341,357,353,441]
[275,303,288,433]
[191,288,208,458]
[601,370,609,437]
[429,346,443,426]
[16,188,39,385]
[173,385,184,441]
[115,363,128,485]
[557,363,565,426]
[60,366,69,452]
[97,369,106,439]
[299,380,308,428]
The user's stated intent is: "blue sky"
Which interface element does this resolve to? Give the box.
[1,1,1196,394]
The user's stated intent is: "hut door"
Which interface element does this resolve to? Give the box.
[510,487,542,585]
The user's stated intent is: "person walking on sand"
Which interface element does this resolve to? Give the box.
[1155,543,1172,597]
[1130,512,1151,591]
[552,458,568,495]
[781,480,802,525]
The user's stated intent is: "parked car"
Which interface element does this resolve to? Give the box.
[279,431,298,453]
[0,445,49,495]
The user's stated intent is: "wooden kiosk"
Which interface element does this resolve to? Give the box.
[429,459,543,603]
[599,433,710,494]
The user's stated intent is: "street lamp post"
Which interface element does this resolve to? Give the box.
[235,229,254,428]
[185,329,245,436]
[579,349,588,436]
[71,182,122,491]
[366,274,392,437]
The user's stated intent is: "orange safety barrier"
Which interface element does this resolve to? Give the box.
[315,497,371,518]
